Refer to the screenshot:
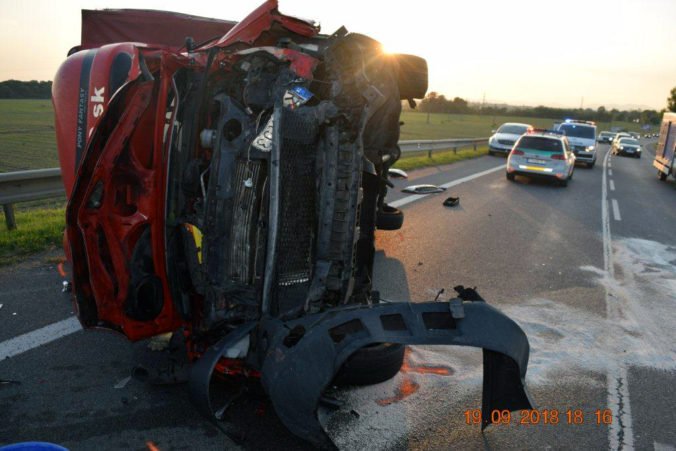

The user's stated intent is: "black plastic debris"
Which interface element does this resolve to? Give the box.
[388,168,408,179]
[402,184,447,194]
[443,196,460,207]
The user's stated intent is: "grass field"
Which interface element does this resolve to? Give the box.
[399,111,646,141]
[0,99,59,172]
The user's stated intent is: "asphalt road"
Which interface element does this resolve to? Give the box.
[1,139,675,450]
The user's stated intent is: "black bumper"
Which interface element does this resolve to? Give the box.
[190,294,534,448]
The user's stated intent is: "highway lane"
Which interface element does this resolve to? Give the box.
[1,140,674,450]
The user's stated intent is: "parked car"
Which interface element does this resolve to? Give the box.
[506,129,575,186]
[611,137,642,158]
[51,1,533,447]
[557,119,597,167]
[598,131,615,143]
[488,122,533,156]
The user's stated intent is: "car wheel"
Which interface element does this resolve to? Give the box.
[636,154,641,159]
[559,178,568,187]
[376,204,404,230]
[587,161,595,168]
[506,172,515,181]
[488,150,494,156]
[333,343,406,386]
[658,170,667,181]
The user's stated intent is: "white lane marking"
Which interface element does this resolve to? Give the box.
[609,179,615,191]
[0,316,81,360]
[389,164,504,209]
[602,150,634,451]
[654,441,676,451]
[611,199,622,221]
[609,169,613,176]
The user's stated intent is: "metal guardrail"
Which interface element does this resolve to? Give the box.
[0,137,489,230]
[399,138,489,157]
[0,168,65,230]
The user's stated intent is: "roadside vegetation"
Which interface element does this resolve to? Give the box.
[0,205,65,265]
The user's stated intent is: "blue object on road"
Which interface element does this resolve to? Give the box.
[0,443,69,451]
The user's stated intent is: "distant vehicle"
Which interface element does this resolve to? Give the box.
[506,129,575,186]
[557,119,597,167]
[654,112,676,181]
[611,137,642,158]
[612,132,632,146]
[598,131,615,143]
[629,132,641,139]
[488,122,533,156]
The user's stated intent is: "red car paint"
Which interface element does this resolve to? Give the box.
[53,0,320,341]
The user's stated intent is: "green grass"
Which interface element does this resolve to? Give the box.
[0,205,65,265]
[394,146,489,171]
[0,99,59,172]
[399,111,646,141]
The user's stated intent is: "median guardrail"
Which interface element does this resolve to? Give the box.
[399,137,489,157]
[0,168,65,230]
[0,137,489,230]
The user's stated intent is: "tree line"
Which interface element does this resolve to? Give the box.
[416,91,669,125]
[0,80,53,99]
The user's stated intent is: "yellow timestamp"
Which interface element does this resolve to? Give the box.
[463,409,613,426]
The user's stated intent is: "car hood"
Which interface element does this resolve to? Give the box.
[491,132,522,141]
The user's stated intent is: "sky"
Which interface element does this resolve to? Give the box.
[1,0,674,110]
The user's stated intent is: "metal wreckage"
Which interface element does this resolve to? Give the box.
[52,1,533,447]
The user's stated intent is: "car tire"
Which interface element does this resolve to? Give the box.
[588,161,595,168]
[637,154,641,159]
[376,204,404,230]
[333,343,406,386]
[658,170,667,181]
[506,172,515,181]
[559,178,568,187]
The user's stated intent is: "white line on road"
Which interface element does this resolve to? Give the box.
[611,199,622,221]
[609,179,615,191]
[0,316,81,361]
[609,169,613,176]
[602,150,634,451]
[389,164,504,209]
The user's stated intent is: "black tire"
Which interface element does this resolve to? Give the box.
[559,178,568,187]
[587,161,595,168]
[506,172,515,181]
[393,54,428,100]
[658,170,667,181]
[333,343,406,386]
[636,154,641,159]
[376,204,404,230]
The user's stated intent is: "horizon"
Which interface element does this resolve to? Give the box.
[1,0,674,111]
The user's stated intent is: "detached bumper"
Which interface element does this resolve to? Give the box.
[190,295,534,448]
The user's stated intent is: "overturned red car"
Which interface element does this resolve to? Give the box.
[52,1,533,447]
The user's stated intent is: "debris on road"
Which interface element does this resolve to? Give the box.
[443,196,460,207]
[114,376,132,389]
[388,168,408,179]
[402,184,447,194]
